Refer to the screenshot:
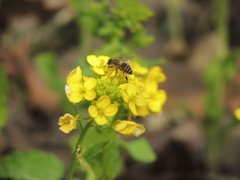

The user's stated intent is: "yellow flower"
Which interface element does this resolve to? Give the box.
[121,83,147,116]
[128,61,148,75]
[58,113,79,133]
[144,81,167,113]
[65,66,97,103]
[112,120,145,137]
[128,74,148,98]
[88,96,118,125]
[87,55,110,75]
[146,66,166,83]
[234,108,240,120]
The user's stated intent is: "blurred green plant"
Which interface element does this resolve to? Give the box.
[0,151,64,180]
[0,64,8,133]
[203,0,240,174]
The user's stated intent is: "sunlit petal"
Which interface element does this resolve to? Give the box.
[84,77,97,90]
[97,96,110,109]
[68,91,84,103]
[87,55,99,66]
[134,95,147,106]
[92,67,106,75]
[98,56,110,65]
[88,105,98,118]
[126,84,137,96]
[84,90,96,101]
[66,66,82,85]
[95,115,108,125]
[129,102,138,115]
[104,104,118,116]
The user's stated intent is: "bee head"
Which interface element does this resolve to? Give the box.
[108,59,113,65]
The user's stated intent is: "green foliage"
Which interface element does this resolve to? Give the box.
[82,127,122,180]
[111,0,153,32]
[0,64,8,132]
[0,150,64,180]
[70,0,155,59]
[203,51,240,121]
[122,137,157,163]
[83,126,118,148]
[84,141,122,180]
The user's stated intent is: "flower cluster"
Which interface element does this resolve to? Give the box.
[59,55,167,137]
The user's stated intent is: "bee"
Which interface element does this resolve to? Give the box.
[107,57,133,75]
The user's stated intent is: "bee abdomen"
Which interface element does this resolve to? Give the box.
[121,63,132,75]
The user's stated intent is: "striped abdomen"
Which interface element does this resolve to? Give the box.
[120,62,132,75]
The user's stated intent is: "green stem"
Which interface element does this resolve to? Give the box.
[66,120,93,180]
[73,104,83,131]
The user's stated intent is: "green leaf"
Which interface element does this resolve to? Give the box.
[0,150,64,180]
[83,127,117,148]
[0,64,8,132]
[102,141,122,179]
[122,137,157,163]
[84,141,122,180]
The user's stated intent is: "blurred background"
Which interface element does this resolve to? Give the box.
[0,0,240,179]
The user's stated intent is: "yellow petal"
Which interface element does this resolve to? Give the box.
[134,95,147,106]
[121,89,129,103]
[104,104,118,116]
[129,102,138,116]
[234,108,240,120]
[88,105,98,118]
[113,120,127,131]
[147,66,166,83]
[129,62,148,75]
[58,113,73,125]
[137,106,150,117]
[68,91,84,103]
[97,96,110,109]
[58,113,77,133]
[92,67,105,75]
[59,124,71,133]
[87,55,99,66]
[126,84,137,96]
[98,56,109,65]
[149,102,162,113]
[95,115,108,125]
[156,90,167,104]
[84,77,97,90]
[112,120,137,135]
[66,66,82,85]
[84,90,96,100]
[144,80,158,94]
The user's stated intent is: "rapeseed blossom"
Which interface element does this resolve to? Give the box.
[88,96,118,125]
[59,55,167,137]
[113,120,145,137]
[58,114,79,133]
[65,67,97,103]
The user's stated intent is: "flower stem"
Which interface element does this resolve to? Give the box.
[66,120,93,180]
[73,104,83,131]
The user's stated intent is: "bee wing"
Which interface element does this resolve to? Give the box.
[121,56,134,63]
